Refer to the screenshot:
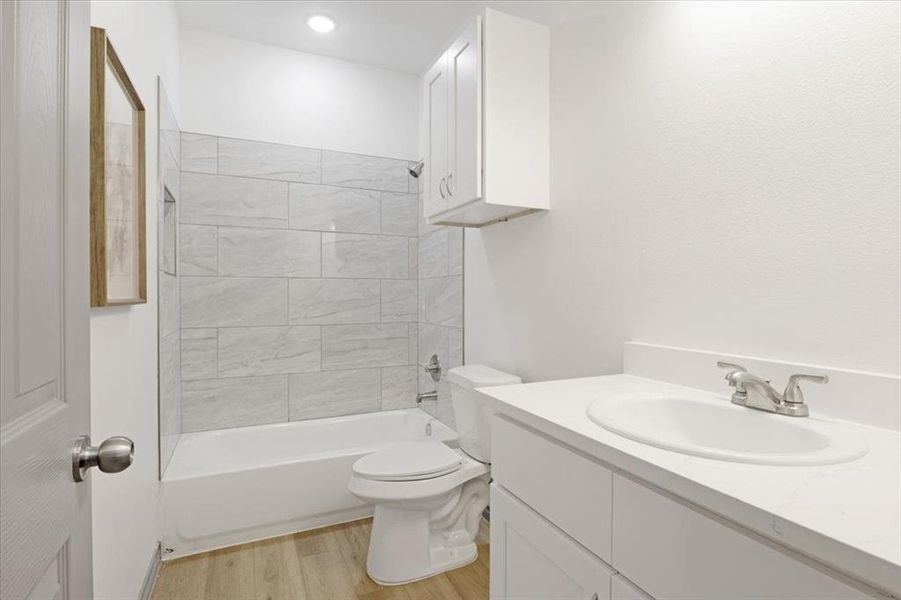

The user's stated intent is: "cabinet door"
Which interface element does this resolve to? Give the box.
[491,484,613,600]
[424,52,448,218]
[446,17,482,210]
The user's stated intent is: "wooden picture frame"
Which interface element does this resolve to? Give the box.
[90,27,146,306]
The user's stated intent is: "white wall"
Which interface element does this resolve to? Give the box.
[89,1,180,598]
[179,28,419,159]
[466,1,901,383]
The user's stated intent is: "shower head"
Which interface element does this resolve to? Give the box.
[408,160,424,179]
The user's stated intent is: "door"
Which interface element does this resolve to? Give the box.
[424,51,448,219]
[446,17,482,210]
[1,1,93,599]
[490,485,614,600]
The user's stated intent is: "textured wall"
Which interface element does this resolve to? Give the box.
[175,133,422,432]
[466,1,901,382]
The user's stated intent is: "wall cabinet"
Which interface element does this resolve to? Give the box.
[491,415,879,600]
[423,9,549,227]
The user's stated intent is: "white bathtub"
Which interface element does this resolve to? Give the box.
[160,408,457,559]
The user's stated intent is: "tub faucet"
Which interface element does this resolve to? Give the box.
[417,391,438,404]
[717,361,828,418]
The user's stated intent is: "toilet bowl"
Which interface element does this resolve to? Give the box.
[348,364,521,585]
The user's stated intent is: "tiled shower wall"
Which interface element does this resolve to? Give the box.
[175,133,425,432]
[158,80,181,472]
[416,201,464,428]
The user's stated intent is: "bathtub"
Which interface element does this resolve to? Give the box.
[160,408,457,559]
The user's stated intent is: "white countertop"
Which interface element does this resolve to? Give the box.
[480,374,901,597]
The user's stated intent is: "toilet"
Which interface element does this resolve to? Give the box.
[348,364,521,585]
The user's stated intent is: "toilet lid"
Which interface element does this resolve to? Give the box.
[353,441,462,482]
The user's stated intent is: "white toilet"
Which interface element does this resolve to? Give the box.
[348,364,521,585]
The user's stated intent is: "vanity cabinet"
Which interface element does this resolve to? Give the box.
[490,415,879,600]
[423,9,549,227]
[491,485,614,600]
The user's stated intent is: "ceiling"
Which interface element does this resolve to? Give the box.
[175,1,607,74]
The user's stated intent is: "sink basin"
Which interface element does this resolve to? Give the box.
[586,393,868,465]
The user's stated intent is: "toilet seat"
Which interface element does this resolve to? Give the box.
[353,441,462,482]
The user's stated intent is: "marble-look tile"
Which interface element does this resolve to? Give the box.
[408,323,418,365]
[179,224,218,276]
[418,322,448,367]
[159,138,180,201]
[381,365,418,410]
[181,172,288,228]
[289,368,381,420]
[181,328,217,380]
[380,192,418,237]
[419,194,443,236]
[289,183,380,234]
[417,371,454,427]
[408,238,418,280]
[181,375,288,432]
[181,133,217,174]
[448,228,463,276]
[381,279,417,323]
[181,277,287,327]
[418,228,449,278]
[218,227,320,277]
[159,331,181,471]
[321,323,409,370]
[159,271,179,338]
[218,326,321,377]
[289,279,379,325]
[322,233,408,279]
[218,137,321,183]
[160,195,176,276]
[448,328,464,370]
[321,150,409,193]
[420,276,463,328]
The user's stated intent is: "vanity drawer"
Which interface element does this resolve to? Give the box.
[491,484,615,600]
[492,415,612,563]
[611,474,872,600]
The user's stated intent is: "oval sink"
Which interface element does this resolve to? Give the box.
[586,393,868,465]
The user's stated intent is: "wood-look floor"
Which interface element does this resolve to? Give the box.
[151,518,490,600]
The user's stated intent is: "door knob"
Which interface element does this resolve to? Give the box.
[72,435,134,482]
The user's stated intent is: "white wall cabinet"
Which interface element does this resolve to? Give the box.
[423,9,549,227]
[491,416,880,600]
[490,485,614,600]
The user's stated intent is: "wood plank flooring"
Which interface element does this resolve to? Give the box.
[151,518,490,600]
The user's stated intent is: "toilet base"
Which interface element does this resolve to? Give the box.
[365,477,489,585]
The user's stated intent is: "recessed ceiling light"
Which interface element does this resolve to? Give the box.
[308,15,336,34]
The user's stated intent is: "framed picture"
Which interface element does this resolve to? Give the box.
[90,27,146,306]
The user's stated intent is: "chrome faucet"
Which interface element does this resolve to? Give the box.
[717,361,829,417]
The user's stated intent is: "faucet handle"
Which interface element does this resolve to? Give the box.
[717,361,747,386]
[784,373,829,405]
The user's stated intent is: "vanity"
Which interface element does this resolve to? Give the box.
[482,344,901,600]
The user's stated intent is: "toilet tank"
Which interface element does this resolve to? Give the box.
[446,365,521,463]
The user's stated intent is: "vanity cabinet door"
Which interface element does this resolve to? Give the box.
[491,484,614,600]
[445,17,482,211]
[423,52,448,218]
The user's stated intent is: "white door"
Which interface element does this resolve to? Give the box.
[446,17,482,210]
[424,51,448,219]
[0,1,93,599]
[490,485,614,600]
